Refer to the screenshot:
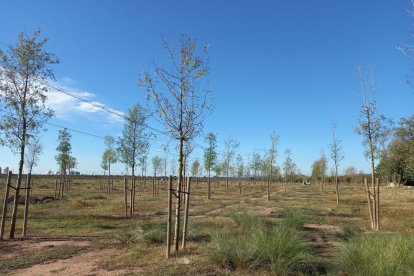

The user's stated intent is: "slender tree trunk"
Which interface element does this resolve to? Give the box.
[182,177,191,249]
[124,177,128,217]
[166,176,173,258]
[174,138,184,253]
[369,142,377,230]
[208,170,211,200]
[1,172,12,240]
[226,171,229,196]
[364,178,374,229]
[22,173,31,237]
[376,177,380,231]
[335,165,339,206]
[10,132,26,239]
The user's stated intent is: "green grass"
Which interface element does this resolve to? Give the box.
[0,245,86,274]
[207,211,320,274]
[336,233,414,276]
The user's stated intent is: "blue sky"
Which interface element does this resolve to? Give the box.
[1,0,414,175]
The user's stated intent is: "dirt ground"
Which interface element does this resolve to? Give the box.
[1,239,128,275]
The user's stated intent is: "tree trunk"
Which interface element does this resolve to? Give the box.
[364,178,374,229]
[207,170,211,200]
[124,177,128,217]
[376,177,380,231]
[10,131,26,239]
[22,173,31,237]
[335,165,339,206]
[0,172,12,240]
[166,176,173,258]
[182,177,191,249]
[369,142,377,230]
[174,138,184,253]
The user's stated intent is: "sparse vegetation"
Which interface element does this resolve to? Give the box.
[336,233,414,275]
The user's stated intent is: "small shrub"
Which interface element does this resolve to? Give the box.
[336,233,414,276]
[86,194,107,200]
[207,211,317,274]
[279,208,305,229]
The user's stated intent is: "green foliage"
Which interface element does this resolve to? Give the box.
[251,151,262,177]
[101,135,117,174]
[208,211,317,274]
[55,128,76,174]
[377,115,414,184]
[311,153,327,182]
[222,137,240,177]
[283,149,297,181]
[0,30,57,153]
[336,233,414,276]
[151,155,162,176]
[191,159,200,177]
[203,132,217,175]
[117,104,149,176]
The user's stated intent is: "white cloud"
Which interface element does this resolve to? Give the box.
[45,80,125,124]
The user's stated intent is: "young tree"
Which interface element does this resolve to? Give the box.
[140,34,212,253]
[118,104,149,214]
[344,166,357,184]
[236,154,244,178]
[101,157,108,175]
[118,104,149,178]
[354,65,389,231]
[328,124,344,206]
[223,137,239,193]
[152,156,162,176]
[267,131,279,201]
[214,162,222,177]
[283,149,296,192]
[311,153,327,192]
[139,155,148,177]
[25,137,43,174]
[102,135,117,178]
[0,30,57,238]
[251,152,262,178]
[203,132,217,199]
[191,160,200,178]
[55,128,73,175]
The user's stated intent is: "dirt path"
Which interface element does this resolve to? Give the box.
[0,239,128,276]
[303,223,341,257]
[12,248,126,276]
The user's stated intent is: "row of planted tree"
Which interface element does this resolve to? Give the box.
[0,172,74,240]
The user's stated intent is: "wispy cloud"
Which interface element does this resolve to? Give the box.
[45,80,125,124]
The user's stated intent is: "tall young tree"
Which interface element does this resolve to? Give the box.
[25,137,43,174]
[140,34,212,253]
[251,152,262,178]
[191,160,200,178]
[354,65,389,231]
[0,30,57,238]
[311,152,327,192]
[267,131,279,201]
[235,154,244,178]
[152,156,162,177]
[55,128,73,175]
[139,155,148,177]
[328,124,344,206]
[118,104,149,178]
[102,135,117,178]
[283,149,296,192]
[223,137,239,193]
[203,132,217,199]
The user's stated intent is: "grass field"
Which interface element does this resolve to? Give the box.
[1,175,413,275]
